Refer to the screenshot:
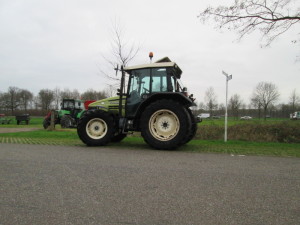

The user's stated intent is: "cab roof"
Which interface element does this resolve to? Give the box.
[124,57,182,77]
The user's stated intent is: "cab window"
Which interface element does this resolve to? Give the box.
[128,69,151,97]
[152,68,176,92]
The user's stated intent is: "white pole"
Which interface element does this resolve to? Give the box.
[225,78,228,142]
[222,71,232,143]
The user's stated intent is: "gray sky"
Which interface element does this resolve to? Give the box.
[0,0,299,106]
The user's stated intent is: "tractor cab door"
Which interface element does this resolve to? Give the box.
[73,100,84,119]
[62,99,81,118]
[126,69,151,118]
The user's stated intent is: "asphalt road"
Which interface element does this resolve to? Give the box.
[0,144,299,225]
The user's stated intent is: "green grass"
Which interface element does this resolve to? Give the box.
[0,129,82,145]
[0,117,300,157]
[200,117,289,126]
[0,117,45,128]
[0,129,76,138]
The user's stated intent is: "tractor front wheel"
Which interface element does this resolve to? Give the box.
[77,110,115,146]
[141,99,190,150]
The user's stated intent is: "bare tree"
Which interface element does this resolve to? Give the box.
[229,93,243,118]
[197,101,206,113]
[38,89,54,111]
[19,89,33,111]
[251,95,263,118]
[53,87,61,109]
[109,20,140,67]
[0,87,33,113]
[198,0,300,46]
[0,92,10,113]
[2,87,22,114]
[251,82,280,119]
[204,87,218,117]
[32,96,40,110]
[105,85,116,98]
[289,89,300,111]
[60,88,80,100]
[99,20,140,93]
[81,89,107,101]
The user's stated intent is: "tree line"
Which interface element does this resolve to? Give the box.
[196,81,300,119]
[1,81,299,118]
[0,87,107,115]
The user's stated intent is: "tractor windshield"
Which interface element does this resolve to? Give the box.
[127,67,186,97]
[62,100,75,109]
[128,67,178,96]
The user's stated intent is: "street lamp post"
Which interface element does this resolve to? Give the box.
[222,71,232,142]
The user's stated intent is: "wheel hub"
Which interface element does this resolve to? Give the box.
[161,121,169,129]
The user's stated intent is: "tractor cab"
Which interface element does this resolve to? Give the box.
[60,99,84,119]
[124,57,194,118]
[61,99,84,111]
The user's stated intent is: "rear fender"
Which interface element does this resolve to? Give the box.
[134,92,194,121]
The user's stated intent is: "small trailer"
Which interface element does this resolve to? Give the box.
[16,114,30,125]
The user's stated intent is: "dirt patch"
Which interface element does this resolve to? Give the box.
[0,128,40,133]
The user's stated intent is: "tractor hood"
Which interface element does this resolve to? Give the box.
[88,96,126,112]
[88,96,119,109]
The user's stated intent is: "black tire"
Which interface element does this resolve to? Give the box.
[43,119,50,129]
[77,110,115,146]
[60,115,73,128]
[140,99,190,150]
[111,133,127,143]
[182,108,198,144]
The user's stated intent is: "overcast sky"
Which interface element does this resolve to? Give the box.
[0,0,299,106]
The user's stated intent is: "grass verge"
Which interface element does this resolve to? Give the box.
[113,137,300,157]
[1,129,299,157]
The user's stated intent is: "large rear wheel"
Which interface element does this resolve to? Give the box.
[77,110,115,146]
[141,99,190,150]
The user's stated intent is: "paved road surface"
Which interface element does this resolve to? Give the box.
[0,144,299,225]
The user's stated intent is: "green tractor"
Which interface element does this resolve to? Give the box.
[77,56,200,150]
[43,99,88,129]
